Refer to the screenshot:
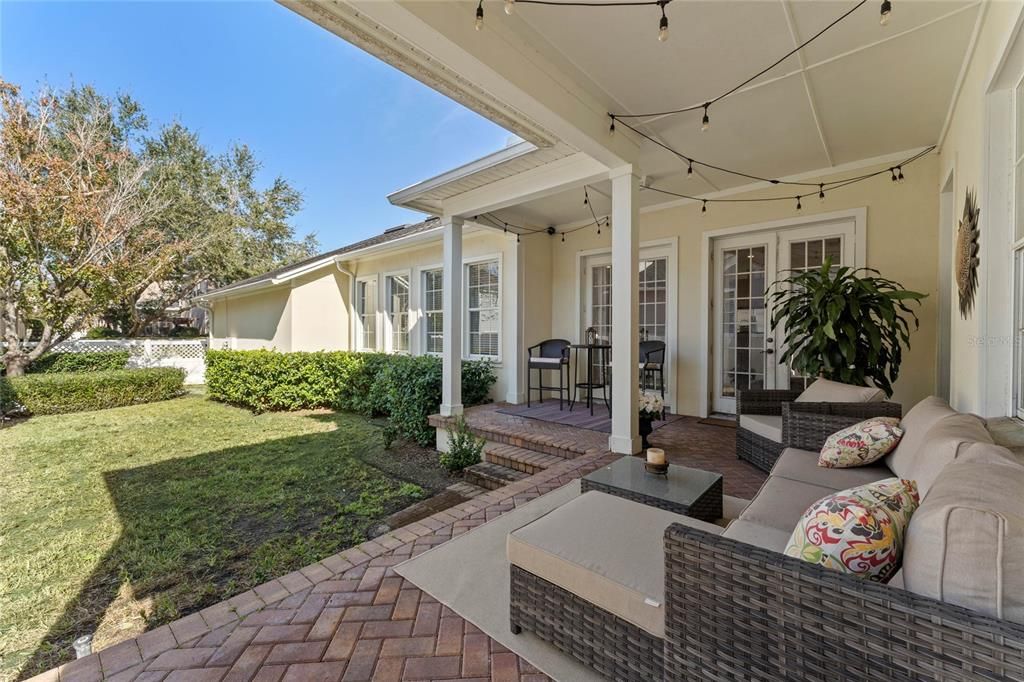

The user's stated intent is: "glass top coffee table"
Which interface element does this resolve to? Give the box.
[581,456,723,522]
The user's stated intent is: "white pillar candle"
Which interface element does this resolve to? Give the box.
[647,448,665,465]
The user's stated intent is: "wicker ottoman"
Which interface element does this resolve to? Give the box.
[508,491,724,681]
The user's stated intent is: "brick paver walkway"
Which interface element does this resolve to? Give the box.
[30,407,764,682]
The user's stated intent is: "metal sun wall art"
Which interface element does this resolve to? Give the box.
[956,188,980,319]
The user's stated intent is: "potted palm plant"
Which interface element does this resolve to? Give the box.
[767,262,926,397]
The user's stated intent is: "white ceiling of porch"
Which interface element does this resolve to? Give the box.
[488,0,981,227]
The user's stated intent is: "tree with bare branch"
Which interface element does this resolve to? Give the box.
[0,81,171,375]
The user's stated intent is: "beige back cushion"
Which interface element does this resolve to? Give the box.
[892,414,993,496]
[794,378,885,403]
[885,396,957,478]
[902,452,1024,624]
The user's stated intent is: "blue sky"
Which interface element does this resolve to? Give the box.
[0,1,513,249]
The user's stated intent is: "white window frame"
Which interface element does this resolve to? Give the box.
[383,270,411,354]
[354,275,380,352]
[417,264,444,356]
[464,254,502,362]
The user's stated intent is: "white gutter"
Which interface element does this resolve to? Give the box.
[335,261,356,350]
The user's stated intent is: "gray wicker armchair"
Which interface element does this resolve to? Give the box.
[736,388,902,472]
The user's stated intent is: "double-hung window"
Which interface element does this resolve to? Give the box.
[385,274,410,352]
[422,269,443,354]
[466,260,500,359]
[356,278,377,351]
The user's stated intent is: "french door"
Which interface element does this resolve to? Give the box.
[583,250,673,405]
[712,220,856,414]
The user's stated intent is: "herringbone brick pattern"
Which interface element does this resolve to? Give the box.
[31,406,763,682]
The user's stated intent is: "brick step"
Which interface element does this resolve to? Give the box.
[484,442,565,475]
[463,462,529,491]
[445,481,489,498]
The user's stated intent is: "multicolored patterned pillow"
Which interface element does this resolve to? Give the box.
[784,478,920,583]
[819,417,904,468]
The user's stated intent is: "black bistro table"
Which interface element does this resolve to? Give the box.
[581,456,724,522]
[568,343,611,416]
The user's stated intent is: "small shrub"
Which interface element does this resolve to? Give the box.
[29,350,129,374]
[440,417,484,472]
[462,360,497,407]
[84,327,121,339]
[169,326,201,338]
[1,368,185,416]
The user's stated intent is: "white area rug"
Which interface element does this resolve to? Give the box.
[395,481,603,682]
[395,480,752,681]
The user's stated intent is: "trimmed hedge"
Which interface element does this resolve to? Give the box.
[28,350,130,374]
[205,350,497,445]
[1,368,185,416]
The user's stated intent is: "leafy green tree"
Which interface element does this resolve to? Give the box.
[0,81,170,375]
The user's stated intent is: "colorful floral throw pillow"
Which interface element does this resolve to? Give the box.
[784,478,920,583]
[819,417,904,468]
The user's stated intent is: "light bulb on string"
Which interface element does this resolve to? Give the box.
[609,116,616,136]
[819,184,825,202]
[687,159,693,177]
[701,104,710,132]
[880,0,892,26]
[516,232,520,243]
[897,167,905,183]
[795,196,802,211]
[475,0,484,31]
[561,233,566,243]
[503,223,508,234]
[505,0,515,15]
[890,168,898,183]
[657,1,669,42]
[701,200,708,214]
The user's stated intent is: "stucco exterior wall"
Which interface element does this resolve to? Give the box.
[210,287,292,351]
[937,1,1023,415]
[546,156,941,416]
[289,269,351,352]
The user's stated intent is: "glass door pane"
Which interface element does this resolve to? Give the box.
[720,246,768,399]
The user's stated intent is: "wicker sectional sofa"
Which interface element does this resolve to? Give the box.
[509,396,1024,680]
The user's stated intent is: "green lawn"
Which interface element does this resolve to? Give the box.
[0,392,451,681]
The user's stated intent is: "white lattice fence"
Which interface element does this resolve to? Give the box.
[47,339,209,384]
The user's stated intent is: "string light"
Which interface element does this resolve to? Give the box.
[610,0,867,127]
[505,0,515,15]
[701,104,710,132]
[609,115,616,136]
[897,167,905,183]
[657,0,669,42]
[880,0,892,25]
[639,146,934,214]
[561,232,566,242]
[687,159,693,176]
[475,0,484,30]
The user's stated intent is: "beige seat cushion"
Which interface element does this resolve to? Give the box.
[738,476,835,532]
[739,414,782,443]
[902,453,1024,624]
[885,396,957,476]
[795,378,885,403]
[771,447,892,490]
[888,413,993,496]
[507,491,722,638]
[722,519,792,553]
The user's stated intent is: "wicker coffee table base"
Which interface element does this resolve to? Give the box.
[509,564,663,681]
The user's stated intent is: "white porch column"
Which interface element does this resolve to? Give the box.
[608,168,641,454]
[441,216,464,417]
[505,234,526,403]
